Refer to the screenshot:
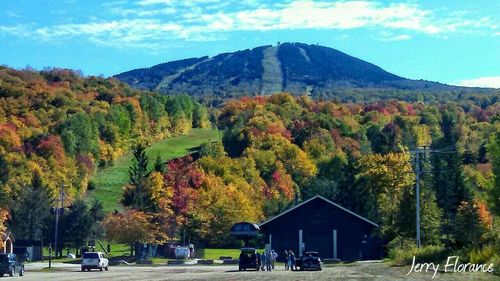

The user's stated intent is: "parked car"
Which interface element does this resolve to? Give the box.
[238,248,259,271]
[0,253,24,277]
[297,251,322,271]
[81,252,109,272]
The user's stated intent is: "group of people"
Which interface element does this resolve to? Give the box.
[257,249,278,271]
[256,249,299,271]
[283,250,297,270]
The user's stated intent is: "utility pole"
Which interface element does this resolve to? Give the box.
[410,145,455,248]
[54,183,64,258]
[48,243,52,268]
[412,147,423,248]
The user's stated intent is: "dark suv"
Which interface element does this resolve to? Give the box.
[0,253,24,277]
[297,251,322,271]
[238,248,259,271]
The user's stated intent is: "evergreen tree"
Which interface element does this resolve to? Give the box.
[154,155,165,173]
[336,154,365,214]
[396,185,443,245]
[89,200,105,239]
[454,200,490,247]
[122,144,154,211]
[61,199,93,253]
[9,173,52,240]
[431,109,471,237]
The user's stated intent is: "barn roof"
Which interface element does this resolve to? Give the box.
[259,195,379,227]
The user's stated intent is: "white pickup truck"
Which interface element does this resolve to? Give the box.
[81,252,109,272]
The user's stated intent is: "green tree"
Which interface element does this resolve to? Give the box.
[358,152,414,241]
[107,105,132,138]
[60,112,100,156]
[488,132,500,215]
[61,199,94,254]
[396,186,443,245]
[140,94,166,121]
[153,155,165,173]
[200,141,226,158]
[9,173,52,240]
[122,144,154,211]
[192,103,209,128]
[89,200,105,239]
[454,200,491,247]
[431,110,471,237]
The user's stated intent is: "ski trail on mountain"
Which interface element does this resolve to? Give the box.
[156,57,212,90]
[261,46,283,94]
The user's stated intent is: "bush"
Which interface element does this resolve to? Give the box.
[388,238,449,266]
[463,242,500,276]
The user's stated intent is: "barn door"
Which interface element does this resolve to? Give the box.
[303,229,328,257]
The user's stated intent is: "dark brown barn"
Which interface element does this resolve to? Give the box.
[259,195,382,261]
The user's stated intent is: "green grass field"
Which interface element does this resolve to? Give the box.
[202,248,264,260]
[88,128,219,213]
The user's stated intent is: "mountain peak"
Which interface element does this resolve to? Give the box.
[114,42,462,99]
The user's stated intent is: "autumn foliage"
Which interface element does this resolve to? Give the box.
[102,209,167,245]
[0,208,8,252]
[0,66,209,207]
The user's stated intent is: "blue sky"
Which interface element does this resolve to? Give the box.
[1,0,499,87]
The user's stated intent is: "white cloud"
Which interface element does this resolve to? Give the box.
[6,11,22,18]
[30,19,183,48]
[0,0,497,50]
[0,25,30,36]
[136,0,174,6]
[456,76,500,89]
[376,31,411,41]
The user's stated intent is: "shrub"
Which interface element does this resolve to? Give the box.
[388,238,449,266]
[463,242,500,276]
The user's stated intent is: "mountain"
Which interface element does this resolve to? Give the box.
[114,42,491,101]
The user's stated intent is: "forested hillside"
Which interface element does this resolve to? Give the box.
[113,93,499,258]
[0,66,210,241]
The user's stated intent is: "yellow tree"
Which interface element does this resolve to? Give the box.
[358,152,414,239]
[189,173,262,245]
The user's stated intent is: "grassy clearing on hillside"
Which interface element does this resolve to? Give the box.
[88,128,219,213]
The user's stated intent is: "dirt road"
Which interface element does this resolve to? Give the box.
[22,262,498,281]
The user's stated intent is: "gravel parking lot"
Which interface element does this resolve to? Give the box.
[20,262,498,281]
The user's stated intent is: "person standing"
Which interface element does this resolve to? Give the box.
[284,250,289,270]
[289,250,296,271]
[261,251,266,271]
[256,251,261,270]
[271,250,277,269]
[265,250,272,271]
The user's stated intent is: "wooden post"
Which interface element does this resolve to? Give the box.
[298,230,303,256]
[333,229,337,260]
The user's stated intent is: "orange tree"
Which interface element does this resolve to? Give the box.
[102,209,167,256]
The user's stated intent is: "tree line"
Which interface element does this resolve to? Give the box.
[105,94,499,260]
